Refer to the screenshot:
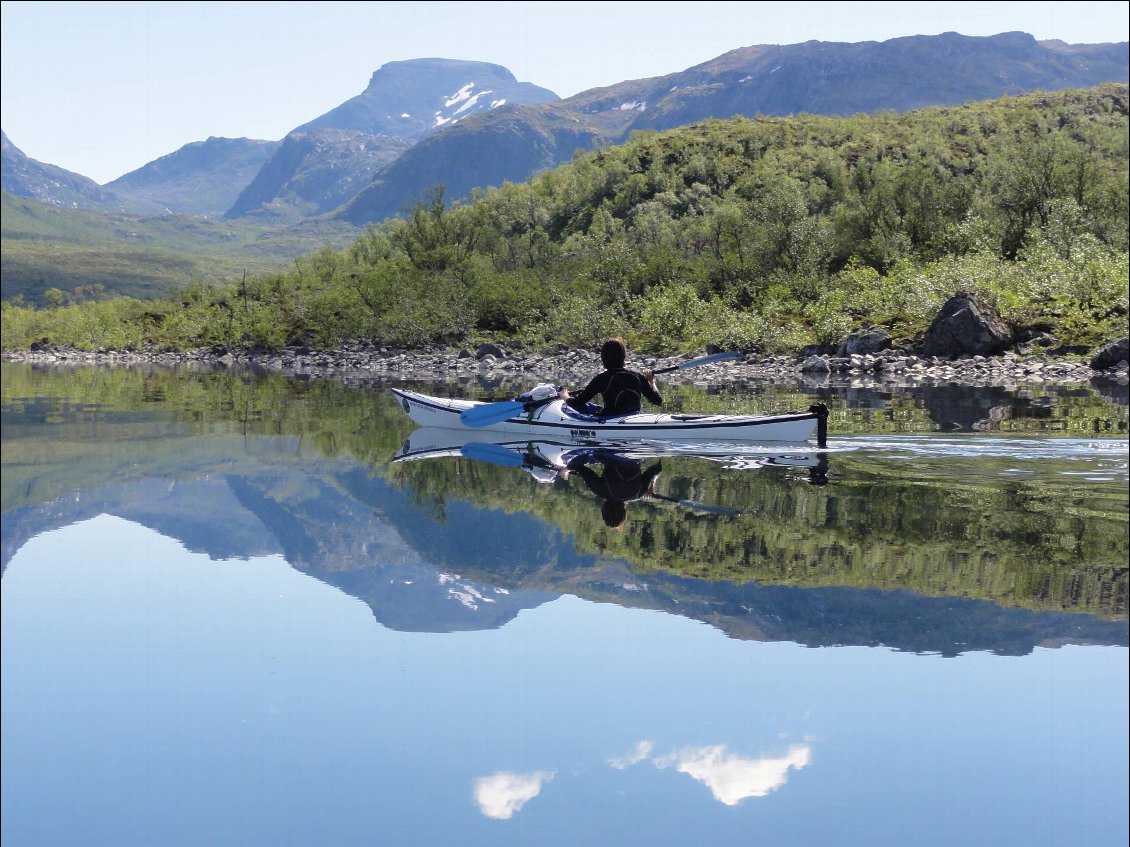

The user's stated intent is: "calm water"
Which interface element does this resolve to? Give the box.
[2,362,1127,847]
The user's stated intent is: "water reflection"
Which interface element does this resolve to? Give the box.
[471,739,815,821]
[2,363,1127,653]
[565,454,664,528]
[653,744,813,805]
[608,740,813,805]
[2,364,1128,845]
[474,771,556,820]
[395,427,828,522]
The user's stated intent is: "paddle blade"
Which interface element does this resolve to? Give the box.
[459,400,525,428]
[673,350,742,370]
[460,441,526,467]
[654,351,743,375]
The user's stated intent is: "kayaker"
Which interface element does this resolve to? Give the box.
[564,454,663,528]
[563,337,662,417]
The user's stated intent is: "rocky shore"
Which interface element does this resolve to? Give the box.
[4,337,1128,390]
[4,294,1127,390]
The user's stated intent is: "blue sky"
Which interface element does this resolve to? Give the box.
[2,0,1128,183]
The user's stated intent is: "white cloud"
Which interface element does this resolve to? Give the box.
[608,740,654,770]
[473,770,555,820]
[654,744,811,805]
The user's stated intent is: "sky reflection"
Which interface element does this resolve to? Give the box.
[610,740,813,805]
[2,516,1126,847]
[474,770,556,819]
[654,743,813,804]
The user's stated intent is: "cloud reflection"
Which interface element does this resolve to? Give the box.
[608,740,655,770]
[473,770,555,819]
[654,744,812,805]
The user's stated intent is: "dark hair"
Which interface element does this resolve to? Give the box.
[600,337,627,370]
[601,499,627,528]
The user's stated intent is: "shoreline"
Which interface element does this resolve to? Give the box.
[3,341,1128,390]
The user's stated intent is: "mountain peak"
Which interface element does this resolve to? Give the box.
[370,57,520,85]
[291,57,557,141]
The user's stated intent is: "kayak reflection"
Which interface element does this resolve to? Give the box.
[393,427,829,524]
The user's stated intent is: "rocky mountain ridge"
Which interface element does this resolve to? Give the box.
[4,33,1126,226]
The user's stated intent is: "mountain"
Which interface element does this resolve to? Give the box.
[338,31,1130,225]
[339,105,601,224]
[223,129,410,222]
[592,31,1130,133]
[5,32,1129,293]
[2,130,281,217]
[104,136,281,217]
[1,130,163,214]
[224,58,558,220]
[292,57,559,140]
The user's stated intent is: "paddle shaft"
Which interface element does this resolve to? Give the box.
[460,351,741,427]
[652,351,742,375]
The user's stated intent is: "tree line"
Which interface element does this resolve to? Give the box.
[3,84,1127,354]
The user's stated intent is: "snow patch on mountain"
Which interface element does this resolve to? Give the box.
[430,82,509,127]
[445,83,476,107]
[454,89,493,115]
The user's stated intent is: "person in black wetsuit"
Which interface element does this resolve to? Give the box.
[564,453,663,529]
[563,337,662,417]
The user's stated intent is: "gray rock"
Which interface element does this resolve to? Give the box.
[1090,337,1129,371]
[836,327,892,357]
[475,343,506,359]
[918,294,1013,358]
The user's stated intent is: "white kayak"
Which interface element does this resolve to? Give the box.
[392,425,827,472]
[391,388,828,445]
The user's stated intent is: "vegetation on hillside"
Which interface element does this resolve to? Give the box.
[0,190,362,304]
[3,85,1127,354]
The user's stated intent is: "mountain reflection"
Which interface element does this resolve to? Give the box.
[2,363,1127,657]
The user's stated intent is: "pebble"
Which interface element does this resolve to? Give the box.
[4,343,1128,389]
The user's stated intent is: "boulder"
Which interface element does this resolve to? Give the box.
[1090,337,1129,370]
[475,343,506,359]
[918,294,1012,359]
[836,327,892,357]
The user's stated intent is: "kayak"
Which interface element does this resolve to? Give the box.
[390,388,828,445]
[392,426,827,472]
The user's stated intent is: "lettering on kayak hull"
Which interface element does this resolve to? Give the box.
[569,428,597,439]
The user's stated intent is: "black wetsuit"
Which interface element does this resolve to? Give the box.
[568,458,663,504]
[565,368,663,417]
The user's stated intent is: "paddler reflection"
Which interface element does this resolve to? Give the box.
[445,438,819,522]
[561,453,664,529]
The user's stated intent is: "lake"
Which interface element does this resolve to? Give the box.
[1,361,1127,847]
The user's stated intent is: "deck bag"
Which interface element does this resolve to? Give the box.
[517,383,560,403]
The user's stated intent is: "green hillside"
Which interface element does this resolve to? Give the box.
[1,190,362,303]
[3,85,1127,354]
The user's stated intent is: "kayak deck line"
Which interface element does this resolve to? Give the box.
[392,388,828,447]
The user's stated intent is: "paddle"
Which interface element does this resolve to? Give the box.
[650,493,742,516]
[460,441,528,467]
[458,350,744,428]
